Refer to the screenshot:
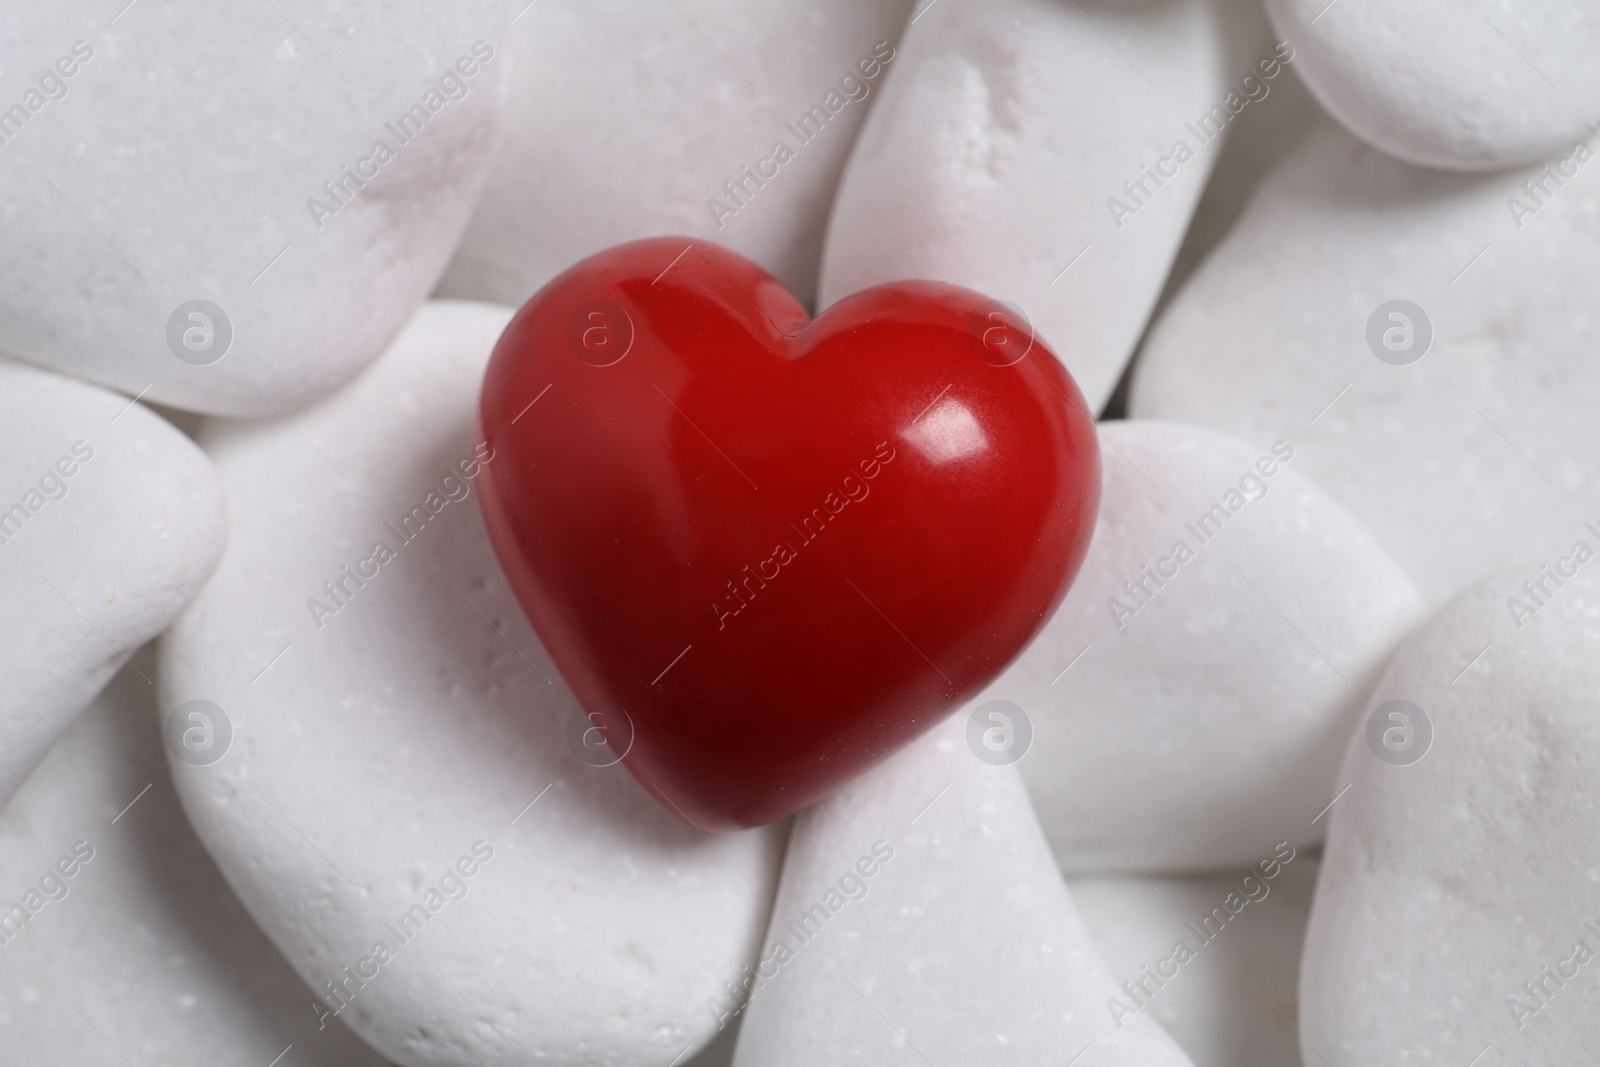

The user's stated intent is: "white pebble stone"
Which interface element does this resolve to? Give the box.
[1302,562,1600,1062]
[1132,107,1600,607]
[437,0,917,310]
[1161,60,1321,302]
[730,713,1195,1067]
[985,420,1424,873]
[1072,856,1318,1066]
[161,301,783,1067]
[0,359,225,810]
[1265,0,1600,171]
[817,0,1267,411]
[0,649,389,1067]
[0,0,504,415]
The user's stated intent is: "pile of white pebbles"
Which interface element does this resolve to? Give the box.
[2,1,1597,1064]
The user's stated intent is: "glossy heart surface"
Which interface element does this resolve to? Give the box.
[478,238,1099,829]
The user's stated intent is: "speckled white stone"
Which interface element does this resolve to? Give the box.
[817,0,1267,411]
[0,0,504,416]
[0,358,225,811]
[1132,108,1600,608]
[730,713,1194,1067]
[0,648,389,1067]
[436,0,917,310]
[1072,856,1318,1066]
[161,301,783,1067]
[1265,0,1600,171]
[1302,563,1600,1064]
[985,420,1424,873]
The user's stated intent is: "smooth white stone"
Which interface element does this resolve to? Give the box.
[817,0,1267,412]
[0,0,504,416]
[1072,856,1318,1066]
[1131,108,1600,607]
[1265,0,1600,171]
[730,713,1194,1067]
[436,0,917,310]
[0,648,389,1066]
[161,301,783,1067]
[1302,564,1600,1063]
[988,420,1424,873]
[0,359,225,810]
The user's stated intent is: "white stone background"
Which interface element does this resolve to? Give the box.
[2,0,1599,1064]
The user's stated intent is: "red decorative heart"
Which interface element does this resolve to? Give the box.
[478,238,1099,830]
